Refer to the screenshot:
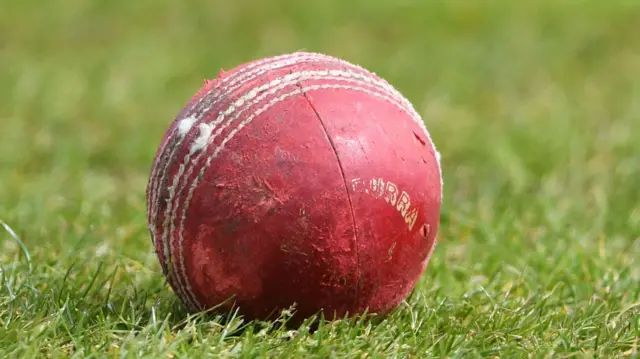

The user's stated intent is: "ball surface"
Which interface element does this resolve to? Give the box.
[146,52,442,321]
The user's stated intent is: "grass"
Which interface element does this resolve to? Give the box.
[1,0,639,357]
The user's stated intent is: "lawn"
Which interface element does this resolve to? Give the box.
[1,0,639,357]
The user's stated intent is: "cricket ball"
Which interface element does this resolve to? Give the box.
[146,52,442,322]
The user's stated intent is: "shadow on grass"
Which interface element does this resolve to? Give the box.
[100,274,387,342]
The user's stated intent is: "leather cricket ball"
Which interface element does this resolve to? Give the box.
[146,52,442,322]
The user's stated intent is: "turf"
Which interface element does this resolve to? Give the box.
[1,0,639,357]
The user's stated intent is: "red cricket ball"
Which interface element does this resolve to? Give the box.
[146,52,442,322]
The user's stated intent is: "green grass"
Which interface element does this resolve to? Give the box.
[1,0,639,357]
